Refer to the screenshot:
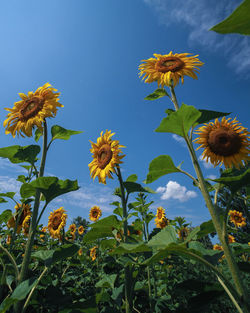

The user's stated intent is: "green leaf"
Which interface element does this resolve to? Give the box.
[35,128,42,142]
[126,174,138,182]
[0,210,12,224]
[20,183,36,199]
[195,109,231,125]
[188,242,223,265]
[0,145,40,165]
[187,220,215,240]
[237,262,250,273]
[210,0,250,35]
[111,242,151,255]
[144,88,169,100]
[155,103,201,137]
[27,176,79,203]
[0,192,16,200]
[51,125,83,141]
[83,228,114,243]
[147,226,177,249]
[89,215,121,229]
[212,168,250,193]
[100,239,116,249]
[95,274,117,289]
[123,182,155,194]
[145,155,181,184]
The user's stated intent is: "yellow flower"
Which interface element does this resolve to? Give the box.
[48,207,67,239]
[228,235,236,243]
[78,225,84,235]
[228,210,246,228]
[178,227,189,240]
[155,207,169,229]
[139,51,203,88]
[213,244,225,262]
[89,206,102,222]
[40,226,47,239]
[69,224,76,233]
[22,215,31,236]
[90,246,97,261]
[194,117,250,169]
[4,83,62,137]
[88,130,125,184]
[156,207,165,220]
[6,235,11,245]
[7,203,32,234]
[78,248,83,256]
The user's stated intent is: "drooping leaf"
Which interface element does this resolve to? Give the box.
[0,210,12,224]
[147,226,177,249]
[155,103,201,137]
[145,155,181,184]
[51,125,83,141]
[144,88,169,100]
[123,182,155,194]
[0,145,40,165]
[195,109,231,125]
[20,183,36,199]
[210,0,250,35]
[111,242,151,255]
[0,192,16,200]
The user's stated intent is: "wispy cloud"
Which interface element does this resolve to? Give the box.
[156,180,197,202]
[172,134,186,146]
[207,174,217,180]
[143,0,250,76]
[198,155,213,169]
[0,175,21,193]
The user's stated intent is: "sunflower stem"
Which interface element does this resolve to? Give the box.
[169,82,179,110]
[116,165,133,313]
[14,121,48,313]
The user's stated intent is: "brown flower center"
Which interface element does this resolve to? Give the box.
[155,57,184,73]
[234,215,241,222]
[52,215,61,230]
[19,96,44,121]
[97,144,113,169]
[157,211,163,219]
[207,127,241,156]
[92,210,98,218]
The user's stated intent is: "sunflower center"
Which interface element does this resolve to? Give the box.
[207,128,241,156]
[157,212,163,219]
[52,215,61,230]
[19,96,44,121]
[97,144,113,169]
[234,216,241,222]
[155,57,184,73]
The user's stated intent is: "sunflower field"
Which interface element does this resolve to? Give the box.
[0,2,250,313]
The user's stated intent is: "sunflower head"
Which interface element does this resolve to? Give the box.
[178,227,189,240]
[6,235,11,245]
[139,51,203,88]
[213,244,223,251]
[90,246,97,261]
[88,130,125,184]
[155,217,169,229]
[48,207,67,239]
[4,83,63,137]
[228,210,246,228]
[194,117,250,169]
[78,248,83,256]
[22,215,31,236]
[228,234,236,243]
[78,225,85,235]
[69,224,76,233]
[89,206,102,222]
[7,203,32,234]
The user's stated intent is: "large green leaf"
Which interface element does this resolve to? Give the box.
[212,168,250,193]
[123,182,155,194]
[83,228,114,243]
[0,210,12,224]
[155,103,201,137]
[145,155,181,184]
[186,220,215,241]
[95,274,117,289]
[51,125,83,141]
[22,176,79,203]
[89,215,121,229]
[111,242,151,255]
[0,145,40,165]
[144,88,169,100]
[147,226,177,249]
[210,0,250,35]
[195,109,231,125]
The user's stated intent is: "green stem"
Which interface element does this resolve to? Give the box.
[169,82,179,110]
[116,166,132,313]
[169,88,249,311]
[16,121,48,312]
[21,267,48,313]
[0,244,19,280]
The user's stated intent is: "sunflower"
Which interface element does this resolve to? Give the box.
[228,235,236,243]
[156,207,165,220]
[48,207,67,239]
[7,203,32,234]
[90,246,97,261]
[78,248,83,256]
[213,244,225,261]
[88,130,125,184]
[194,117,250,169]
[78,225,85,235]
[155,217,169,229]
[4,83,62,137]
[40,226,47,239]
[69,224,76,233]
[89,206,102,222]
[6,235,11,245]
[178,227,189,240]
[22,215,31,236]
[139,51,203,88]
[228,210,246,228]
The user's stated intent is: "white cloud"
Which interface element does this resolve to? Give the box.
[0,158,26,173]
[0,175,21,193]
[172,134,186,146]
[143,0,250,76]
[198,155,213,169]
[156,180,197,202]
[207,174,217,180]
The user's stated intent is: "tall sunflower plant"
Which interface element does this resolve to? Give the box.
[0,83,82,312]
[139,52,250,312]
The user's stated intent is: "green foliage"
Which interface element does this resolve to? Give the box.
[210,0,250,35]
[51,125,83,141]
[195,109,231,125]
[144,88,169,100]
[0,145,40,165]
[155,103,201,137]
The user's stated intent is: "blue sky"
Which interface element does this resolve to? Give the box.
[0,0,249,230]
